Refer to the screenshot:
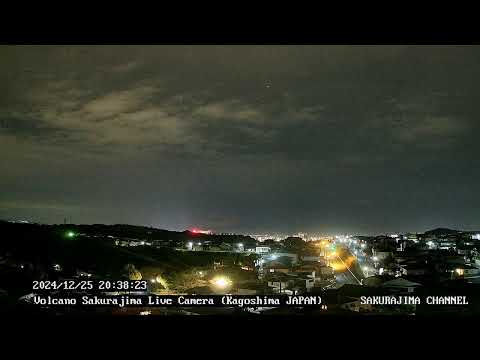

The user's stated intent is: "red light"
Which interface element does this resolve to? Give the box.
[189,228,211,235]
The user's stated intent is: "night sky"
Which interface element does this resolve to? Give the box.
[1,45,480,235]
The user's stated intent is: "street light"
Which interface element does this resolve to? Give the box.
[363,266,370,277]
[211,276,232,289]
[327,251,337,258]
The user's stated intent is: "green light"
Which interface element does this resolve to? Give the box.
[67,231,75,238]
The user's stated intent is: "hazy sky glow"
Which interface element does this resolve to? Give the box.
[1,45,480,234]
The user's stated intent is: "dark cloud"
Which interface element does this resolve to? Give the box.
[1,45,480,234]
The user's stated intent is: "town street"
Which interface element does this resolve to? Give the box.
[333,245,366,287]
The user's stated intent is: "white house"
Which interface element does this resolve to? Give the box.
[255,246,271,254]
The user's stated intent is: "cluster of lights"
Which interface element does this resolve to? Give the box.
[315,240,330,248]
[311,235,336,242]
[252,234,285,242]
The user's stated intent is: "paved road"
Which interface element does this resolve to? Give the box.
[333,245,366,286]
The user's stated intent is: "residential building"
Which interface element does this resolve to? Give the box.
[381,278,422,293]
[255,246,271,254]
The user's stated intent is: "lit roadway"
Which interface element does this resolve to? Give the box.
[332,245,366,287]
